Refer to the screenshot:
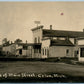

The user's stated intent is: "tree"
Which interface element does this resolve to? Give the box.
[2,38,7,44]
[14,39,22,43]
[2,38,10,46]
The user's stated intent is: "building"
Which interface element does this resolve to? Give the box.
[3,43,17,56]
[2,25,84,59]
[31,25,84,59]
[2,42,41,58]
[15,43,41,58]
[77,38,84,61]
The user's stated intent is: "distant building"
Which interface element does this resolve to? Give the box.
[15,43,41,58]
[2,42,41,58]
[3,43,16,56]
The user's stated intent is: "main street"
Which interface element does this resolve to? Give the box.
[0,61,84,77]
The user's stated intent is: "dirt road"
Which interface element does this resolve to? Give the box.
[0,61,84,77]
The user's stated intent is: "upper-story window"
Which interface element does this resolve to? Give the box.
[34,37,37,43]
[38,37,40,43]
[66,49,69,54]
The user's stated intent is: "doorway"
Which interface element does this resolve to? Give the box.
[80,48,84,57]
[19,49,22,55]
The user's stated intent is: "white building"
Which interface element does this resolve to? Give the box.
[77,38,84,61]
[2,42,41,58]
[2,25,84,59]
[31,25,84,59]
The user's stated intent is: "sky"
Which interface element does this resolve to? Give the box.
[0,2,84,44]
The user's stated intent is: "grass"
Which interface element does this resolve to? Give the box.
[0,57,84,82]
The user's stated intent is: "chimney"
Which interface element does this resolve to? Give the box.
[83,29,84,32]
[50,25,52,30]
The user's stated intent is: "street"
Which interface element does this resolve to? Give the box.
[0,61,84,77]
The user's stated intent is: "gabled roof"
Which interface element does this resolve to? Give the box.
[43,29,84,38]
[51,39,74,46]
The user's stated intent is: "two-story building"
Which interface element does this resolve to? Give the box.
[2,25,84,59]
[31,25,84,59]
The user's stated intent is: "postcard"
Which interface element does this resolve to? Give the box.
[0,1,84,83]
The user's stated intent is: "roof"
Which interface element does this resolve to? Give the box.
[3,43,15,47]
[3,42,41,47]
[17,43,41,46]
[51,39,74,46]
[31,25,43,31]
[43,29,84,38]
[17,43,41,49]
[77,37,84,40]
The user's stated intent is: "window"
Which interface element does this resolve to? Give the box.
[45,49,46,55]
[77,50,79,54]
[34,49,37,53]
[39,49,41,53]
[43,48,44,55]
[80,48,84,57]
[19,49,22,55]
[38,37,40,43]
[74,50,79,57]
[66,49,69,54]
[34,37,37,43]
[47,49,49,56]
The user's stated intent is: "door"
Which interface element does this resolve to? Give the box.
[80,48,84,57]
[19,49,22,55]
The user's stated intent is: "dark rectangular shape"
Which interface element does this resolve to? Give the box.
[80,48,84,57]
[43,29,84,38]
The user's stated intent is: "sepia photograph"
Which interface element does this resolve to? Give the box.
[0,1,84,83]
